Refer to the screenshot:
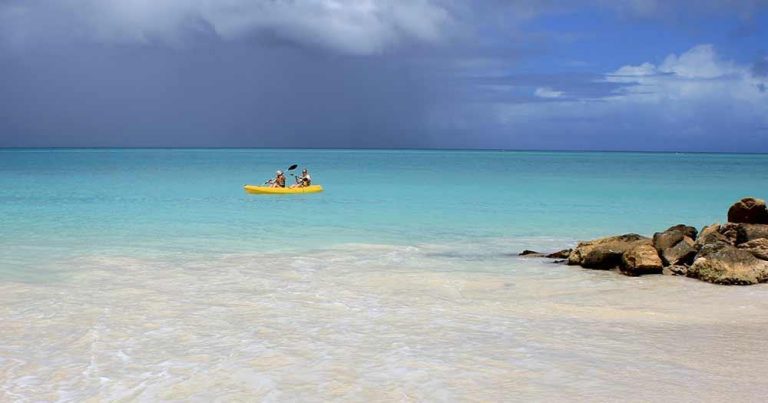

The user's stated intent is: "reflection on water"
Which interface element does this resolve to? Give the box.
[2,242,767,401]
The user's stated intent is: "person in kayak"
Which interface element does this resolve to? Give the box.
[268,170,286,188]
[291,168,312,188]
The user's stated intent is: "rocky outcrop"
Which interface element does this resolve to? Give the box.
[521,197,768,285]
[738,238,768,261]
[727,197,768,224]
[688,243,768,285]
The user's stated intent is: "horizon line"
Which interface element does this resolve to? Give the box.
[1,146,767,155]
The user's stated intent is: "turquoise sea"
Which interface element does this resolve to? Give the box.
[2,149,768,400]
[2,149,767,273]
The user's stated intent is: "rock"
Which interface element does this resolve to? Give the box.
[717,223,768,245]
[738,238,768,260]
[670,224,698,240]
[568,234,664,275]
[519,250,544,256]
[582,249,624,269]
[718,223,742,245]
[694,224,730,250]
[568,234,649,269]
[662,265,688,276]
[660,224,698,241]
[653,230,684,251]
[653,225,698,266]
[738,224,768,244]
[661,238,697,266]
[727,197,768,224]
[688,243,768,285]
[546,249,572,259]
[621,243,663,276]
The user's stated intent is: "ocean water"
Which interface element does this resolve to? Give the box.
[1,149,768,400]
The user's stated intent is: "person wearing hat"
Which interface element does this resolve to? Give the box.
[291,168,312,188]
[269,170,286,188]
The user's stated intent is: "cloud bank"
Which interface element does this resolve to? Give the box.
[0,0,452,54]
[3,0,765,55]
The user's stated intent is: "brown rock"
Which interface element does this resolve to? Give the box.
[739,224,768,244]
[567,234,648,269]
[727,197,768,224]
[688,243,768,285]
[661,238,697,266]
[694,224,730,250]
[653,224,698,266]
[719,223,742,245]
[664,224,698,240]
[546,249,572,259]
[717,223,768,245]
[662,265,688,276]
[581,249,624,269]
[621,243,663,276]
[738,238,768,260]
[653,230,684,251]
[519,250,544,257]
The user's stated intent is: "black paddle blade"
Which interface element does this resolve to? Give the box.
[288,164,298,171]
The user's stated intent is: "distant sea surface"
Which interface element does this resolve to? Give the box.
[2,149,768,400]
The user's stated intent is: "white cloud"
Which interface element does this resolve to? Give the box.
[534,87,564,98]
[658,44,739,78]
[605,44,766,103]
[609,45,740,79]
[612,62,657,77]
[0,0,452,54]
[492,44,768,150]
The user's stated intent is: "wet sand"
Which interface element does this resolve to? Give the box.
[2,243,767,401]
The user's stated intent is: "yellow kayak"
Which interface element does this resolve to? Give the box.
[244,184,324,194]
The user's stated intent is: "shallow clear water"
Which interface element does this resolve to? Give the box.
[1,149,768,400]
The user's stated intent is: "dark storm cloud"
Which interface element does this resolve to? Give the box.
[0,1,456,145]
[0,0,467,147]
[0,42,448,147]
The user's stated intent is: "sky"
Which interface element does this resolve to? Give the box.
[1,0,767,151]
